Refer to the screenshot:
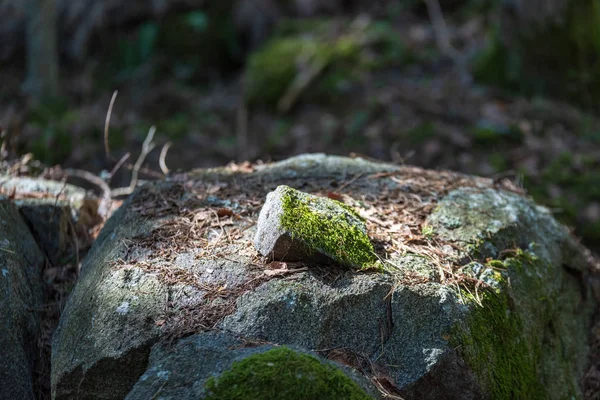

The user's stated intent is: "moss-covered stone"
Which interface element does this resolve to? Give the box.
[0,200,46,400]
[255,185,377,269]
[278,185,377,269]
[204,347,372,400]
[452,244,591,399]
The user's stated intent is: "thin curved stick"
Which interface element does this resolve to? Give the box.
[104,90,118,159]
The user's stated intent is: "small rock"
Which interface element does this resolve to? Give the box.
[254,185,376,269]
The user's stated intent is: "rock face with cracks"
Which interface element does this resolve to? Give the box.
[254,185,376,269]
[50,154,598,399]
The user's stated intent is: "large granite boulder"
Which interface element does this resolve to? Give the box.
[51,154,598,399]
[0,200,46,400]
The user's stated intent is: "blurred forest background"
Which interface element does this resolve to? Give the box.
[1,0,600,252]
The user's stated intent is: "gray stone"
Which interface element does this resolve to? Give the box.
[254,185,375,268]
[221,273,465,390]
[125,332,381,400]
[51,185,166,400]
[50,154,598,399]
[0,200,46,400]
[0,175,93,265]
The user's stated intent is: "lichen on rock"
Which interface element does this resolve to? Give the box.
[254,185,377,269]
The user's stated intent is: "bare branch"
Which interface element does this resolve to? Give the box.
[64,168,112,219]
[104,90,118,159]
[108,152,131,184]
[159,142,172,175]
[424,0,460,59]
[112,126,156,197]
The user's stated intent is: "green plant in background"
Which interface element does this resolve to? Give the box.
[113,22,159,81]
[470,121,523,146]
[102,5,241,86]
[157,113,191,140]
[521,151,600,247]
[156,8,240,81]
[244,18,415,110]
[474,0,600,111]
[28,99,76,165]
[404,121,437,145]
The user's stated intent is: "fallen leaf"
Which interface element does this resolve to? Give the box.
[207,185,221,194]
[216,208,234,217]
[194,210,211,221]
[267,261,288,270]
[327,192,343,201]
[264,269,287,276]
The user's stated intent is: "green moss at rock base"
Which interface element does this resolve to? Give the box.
[451,247,580,400]
[204,347,373,400]
[453,285,546,400]
[279,186,377,270]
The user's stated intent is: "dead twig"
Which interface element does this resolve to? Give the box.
[104,90,118,159]
[64,168,112,219]
[112,126,156,197]
[424,0,460,60]
[107,152,131,185]
[159,142,172,175]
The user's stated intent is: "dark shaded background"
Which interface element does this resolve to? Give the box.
[1,0,600,254]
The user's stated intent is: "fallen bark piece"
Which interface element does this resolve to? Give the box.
[254,185,376,269]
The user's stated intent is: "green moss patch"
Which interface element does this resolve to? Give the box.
[454,284,546,399]
[278,186,377,270]
[452,248,582,399]
[204,347,373,400]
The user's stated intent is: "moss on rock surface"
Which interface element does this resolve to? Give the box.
[429,188,595,399]
[204,346,372,400]
[453,252,548,399]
